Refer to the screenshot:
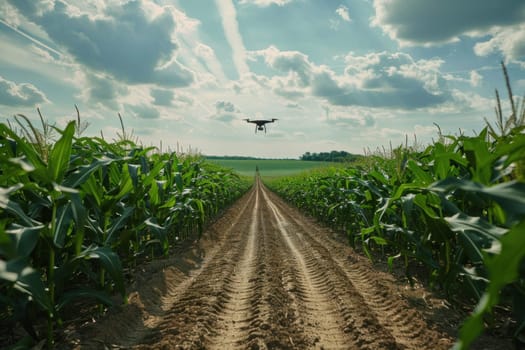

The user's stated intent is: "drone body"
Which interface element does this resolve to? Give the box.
[244,118,278,133]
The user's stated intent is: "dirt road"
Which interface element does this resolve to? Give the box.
[69,178,454,349]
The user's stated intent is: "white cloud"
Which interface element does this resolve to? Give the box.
[194,43,228,82]
[323,105,375,128]
[126,103,161,120]
[214,0,250,77]
[0,76,49,107]
[238,0,294,7]
[246,47,311,99]
[251,47,452,109]
[320,52,450,108]
[413,124,437,137]
[449,89,492,112]
[8,0,195,87]
[336,5,351,22]
[470,70,483,87]
[250,45,312,86]
[168,6,227,84]
[212,100,242,122]
[474,24,525,66]
[273,81,306,99]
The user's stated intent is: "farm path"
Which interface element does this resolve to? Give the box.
[69,177,454,349]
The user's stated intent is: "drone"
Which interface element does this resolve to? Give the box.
[243,118,278,133]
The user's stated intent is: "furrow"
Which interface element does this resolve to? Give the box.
[240,180,309,349]
[132,188,258,348]
[205,187,262,349]
[262,186,366,349]
[342,263,444,349]
[265,187,452,350]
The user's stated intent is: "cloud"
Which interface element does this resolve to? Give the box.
[167,7,227,84]
[215,0,250,77]
[447,89,492,113]
[252,47,451,109]
[252,46,312,86]
[194,42,228,81]
[150,88,193,108]
[173,94,194,107]
[273,84,305,99]
[249,46,312,99]
[0,76,48,107]
[470,70,483,87]
[372,0,525,46]
[0,18,63,60]
[321,52,450,108]
[78,72,128,109]
[216,100,236,113]
[323,105,375,128]
[238,0,294,6]
[151,88,174,106]
[212,100,242,122]
[336,5,351,22]
[126,103,161,120]
[9,0,195,87]
[474,24,525,65]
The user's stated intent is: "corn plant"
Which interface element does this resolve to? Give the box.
[267,65,525,346]
[0,112,251,348]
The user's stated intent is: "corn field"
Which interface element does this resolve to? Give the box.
[0,117,251,348]
[267,75,525,348]
[1,65,524,349]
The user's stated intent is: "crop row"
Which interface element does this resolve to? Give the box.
[267,88,525,347]
[0,118,251,348]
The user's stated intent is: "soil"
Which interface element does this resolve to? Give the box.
[61,178,514,349]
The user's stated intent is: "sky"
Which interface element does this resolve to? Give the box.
[1,0,525,158]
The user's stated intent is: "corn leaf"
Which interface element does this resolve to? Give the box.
[456,220,525,349]
[48,122,75,184]
[104,206,134,245]
[76,245,125,298]
[431,179,525,225]
[0,258,53,314]
[2,225,42,258]
[0,184,38,227]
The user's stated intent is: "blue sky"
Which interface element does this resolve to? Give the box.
[1,0,524,158]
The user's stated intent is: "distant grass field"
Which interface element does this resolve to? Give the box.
[207,159,331,177]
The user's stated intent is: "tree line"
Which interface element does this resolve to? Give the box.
[300,150,362,162]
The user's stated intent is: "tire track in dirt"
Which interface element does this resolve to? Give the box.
[206,186,262,348]
[131,190,260,349]
[263,187,453,350]
[208,179,312,349]
[68,177,454,349]
[262,188,397,349]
